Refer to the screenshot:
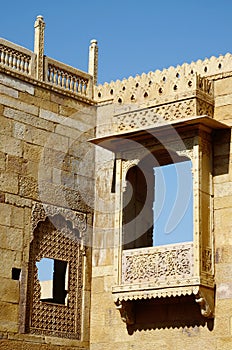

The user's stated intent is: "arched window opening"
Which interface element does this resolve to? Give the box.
[122,165,154,249]
[25,214,83,339]
[122,156,193,249]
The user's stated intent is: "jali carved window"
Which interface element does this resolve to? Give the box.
[25,204,86,339]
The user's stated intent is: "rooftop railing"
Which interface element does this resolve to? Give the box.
[0,16,98,100]
[45,56,93,98]
[0,38,36,77]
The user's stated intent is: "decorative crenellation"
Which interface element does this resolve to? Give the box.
[95,53,232,103]
[122,242,194,285]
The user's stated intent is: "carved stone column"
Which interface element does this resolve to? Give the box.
[34,15,45,81]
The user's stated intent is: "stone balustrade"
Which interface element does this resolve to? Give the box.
[0,37,93,99]
[0,38,36,77]
[45,57,93,98]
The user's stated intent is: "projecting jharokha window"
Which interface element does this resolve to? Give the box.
[104,121,218,322]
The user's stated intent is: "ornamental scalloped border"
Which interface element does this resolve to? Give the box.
[31,202,87,240]
[112,284,200,302]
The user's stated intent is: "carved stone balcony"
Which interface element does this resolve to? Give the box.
[112,241,215,320]
[115,242,194,297]
[113,240,213,302]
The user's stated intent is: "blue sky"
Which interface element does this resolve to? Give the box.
[36,258,53,281]
[153,161,193,246]
[0,0,232,84]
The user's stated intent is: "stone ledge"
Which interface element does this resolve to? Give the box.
[0,66,96,105]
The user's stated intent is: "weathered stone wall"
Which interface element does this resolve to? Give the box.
[0,69,96,349]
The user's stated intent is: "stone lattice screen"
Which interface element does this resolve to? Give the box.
[26,215,83,339]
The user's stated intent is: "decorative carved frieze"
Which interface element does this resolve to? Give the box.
[114,97,213,134]
[122,243,194,285]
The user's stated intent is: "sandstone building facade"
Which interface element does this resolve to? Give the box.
[0,16,232,350]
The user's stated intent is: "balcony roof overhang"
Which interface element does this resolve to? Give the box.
[89,115,230,153]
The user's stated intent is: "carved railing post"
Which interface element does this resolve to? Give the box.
[88,39,98,85]
[34,15,45,81]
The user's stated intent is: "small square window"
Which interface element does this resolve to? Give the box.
[12,268,21,280]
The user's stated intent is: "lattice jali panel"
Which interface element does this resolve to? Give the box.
[116,100,196,133]
[115,98,214,133]
[26,215,82,339]
[122,242,194,285]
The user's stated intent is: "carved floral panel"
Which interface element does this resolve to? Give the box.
[122,242,194,285]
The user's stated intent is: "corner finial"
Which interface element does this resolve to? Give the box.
[34,15,45,28]
[34,15,45,80]
[88,39,98,85]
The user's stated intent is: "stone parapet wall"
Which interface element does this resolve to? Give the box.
[95,53,232,105]
[0,36,94,100]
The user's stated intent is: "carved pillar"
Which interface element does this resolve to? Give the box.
[34,15,45,81]
[88,39,98,85]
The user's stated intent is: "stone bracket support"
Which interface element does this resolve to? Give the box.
[115,299,135,325]
[195,287,215,318]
